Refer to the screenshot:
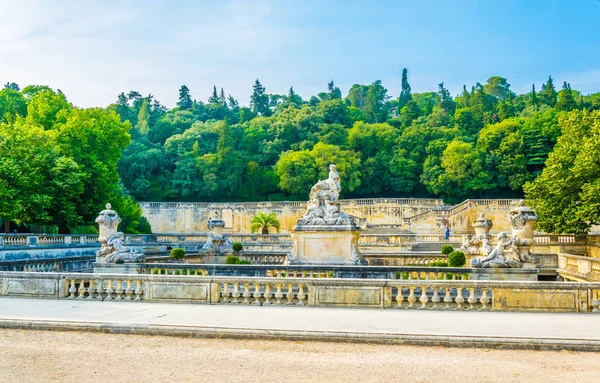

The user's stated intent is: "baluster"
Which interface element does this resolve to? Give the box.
[232,283,240,304]
[443,288,452,310]
[263,284,272,305]
[95,279,104,300]
[242,283,251,304]
[431,288,440,309]
[297,284,306,306]
[221,283,230,303]
[125,280,133,300]
[480,288,489,310]
[68,279,77,298]
[467,287,476,309]
[425,272,429,281]
[115,280,124,300]
[274,284,283,305]
[591,290,599,313]
[419,287,429,309]
[407,287,416,308]
[286,283,294,305]
[408,272,413,280]
[253,283,262,305]
[77,279,87,299]
[455,287,464,309]
[134,280,142,301]
[395,286,405,308]
[105,280,114,300]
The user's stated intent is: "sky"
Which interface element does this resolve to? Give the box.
[1,0,600,108]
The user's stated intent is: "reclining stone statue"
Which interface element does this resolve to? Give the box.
[470,232,520,268]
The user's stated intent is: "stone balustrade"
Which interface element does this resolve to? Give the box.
[0,256,94,272]
[1,232,590,249]
[1,271,599,312]
[558,253,600,282]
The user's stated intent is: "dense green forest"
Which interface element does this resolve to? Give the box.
[111,73,598,204]
[2,72,600,234]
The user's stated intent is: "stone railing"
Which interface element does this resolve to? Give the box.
[126,263,539,281]
[1,271,599,312]
[558,253,600,282]
[141,198,443,210]
[1,232,590,250]
[0,234,99,248]
[0,256,94,272]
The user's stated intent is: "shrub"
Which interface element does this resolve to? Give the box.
[152,268,159,274]
[448,251,466,267]
[235,260,252,265]
[232,242,243,253]
[428,261,449,267]
[115,259,124,265]
[225,255,240,264]
[441,244,454,255]
[170,248,185,260]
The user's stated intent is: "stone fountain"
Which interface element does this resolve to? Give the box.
[287,164,365,265]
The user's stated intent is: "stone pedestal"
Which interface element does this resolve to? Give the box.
[288,225,365,265]
[93,262,144,274]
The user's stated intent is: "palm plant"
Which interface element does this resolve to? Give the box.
[250,212,280,234]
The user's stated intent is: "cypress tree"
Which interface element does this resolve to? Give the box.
[398,68,412,109]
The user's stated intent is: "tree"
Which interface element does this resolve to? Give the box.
[399,100,420,127]
[327,80,342,100]
[525,110,600,234]
[556,82,576,111]
[250,212,280,234]
[3,82,20,91]
[275,150,318,196]
[219,87,227,106]
[363,80,389,123]
[208,86,219,104]
[539,76,557,107]
[398,68,412,109]
[483,76,513,100]
[436,82,456,116]
[250,79,270,116]
[177,85,193,110]
[529,84,538,107]
[136,99,150,135]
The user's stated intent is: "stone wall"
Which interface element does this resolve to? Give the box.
[140,198,443,234]
[140,198,526,234]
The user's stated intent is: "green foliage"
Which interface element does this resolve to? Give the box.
[250,212,280,234]
[525,110,600,234]
[236,259,252,265]
[232,241,243,253]
[170,248,185,260]
[428,261,449,267]
[441,244,454,255]
[448,251,466,267]
[225,255,240,264]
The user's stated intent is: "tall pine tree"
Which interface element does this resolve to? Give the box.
[250,79,270,115]
[208,86,219,104]
[539,76,557,107]
[398,68,412,109]
[177,85,193,110]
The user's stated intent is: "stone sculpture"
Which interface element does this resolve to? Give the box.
[507,200,538,263]
[95,203,145,263]
[460,214,493,256]
[201,211,232,254]
[470,232,519,268]
[471,200,538,268]
[296,164,357,227]
[289,164,365,265]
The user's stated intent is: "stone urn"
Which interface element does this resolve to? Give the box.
[472,213,493,240]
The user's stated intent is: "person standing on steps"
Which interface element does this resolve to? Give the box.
[445,227,450,242]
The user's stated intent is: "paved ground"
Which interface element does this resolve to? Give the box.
[1,297,600,350]
[1,329,599,383]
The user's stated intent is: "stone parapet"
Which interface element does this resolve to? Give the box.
[1,271,599,313]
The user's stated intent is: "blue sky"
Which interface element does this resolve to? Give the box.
[1,0,599,108]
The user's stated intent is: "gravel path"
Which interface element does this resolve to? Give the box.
[1,329,599,383]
